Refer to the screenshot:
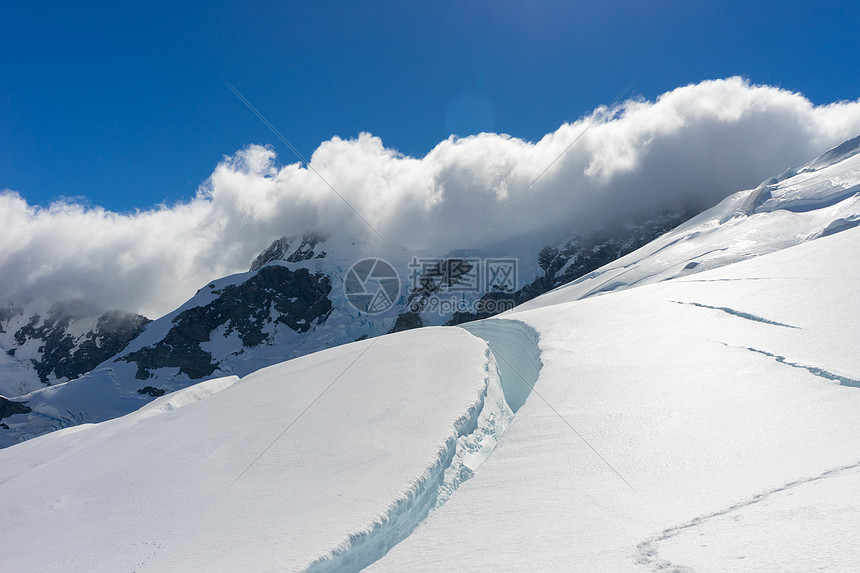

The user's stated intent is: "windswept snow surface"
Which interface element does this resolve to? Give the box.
[369,226,860,572]
[0,327,514,572]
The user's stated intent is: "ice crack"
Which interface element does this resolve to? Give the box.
[672,301,799,329]
[301,320,541,573]
[736,345,860,388]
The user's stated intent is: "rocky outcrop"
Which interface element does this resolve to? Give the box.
[120,265,333,380]
[1,305,150,390]
[250,233,327,272]
[390,259,476,333]
[446,211,692,325]
[0,396,31,421]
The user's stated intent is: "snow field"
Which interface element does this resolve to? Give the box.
[369,226,860,571]
[0,327,515,572]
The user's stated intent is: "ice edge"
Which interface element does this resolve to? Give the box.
[301,320,542,573]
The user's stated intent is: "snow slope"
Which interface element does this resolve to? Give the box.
[369,224,860,572]
[515,141,860,310]
[2,138,860,571]
[0,327,515,572]
[3,210,858,573]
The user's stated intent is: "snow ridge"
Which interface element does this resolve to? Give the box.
[138,375,240,416]
[302,321,541,573]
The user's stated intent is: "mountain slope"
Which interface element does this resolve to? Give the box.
[370,220,860,573]
[1,137,859,571]
[0,327,513,572]
[0,303,149,397]
[514,136,860,310]
[0,211,691,446]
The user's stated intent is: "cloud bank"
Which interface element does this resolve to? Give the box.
[3,77,860,318]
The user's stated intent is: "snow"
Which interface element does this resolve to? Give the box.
[0,327,512,572]
[3,140,860,571]
[512,149,860,312]
[368,226,860,572]
[5,225,858,572]
[641,463,860,572]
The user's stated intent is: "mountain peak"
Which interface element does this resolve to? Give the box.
[249,233,328,272]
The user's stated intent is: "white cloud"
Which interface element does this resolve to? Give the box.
[2,77,860,318]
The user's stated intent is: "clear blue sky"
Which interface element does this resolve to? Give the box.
[2,0,859,212]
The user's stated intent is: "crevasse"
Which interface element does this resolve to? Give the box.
[301,319,541,573]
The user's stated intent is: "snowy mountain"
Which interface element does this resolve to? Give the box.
[0,302,149,397]
[1,136,858,571]
[514,132,860,310]
[0,208,691,446]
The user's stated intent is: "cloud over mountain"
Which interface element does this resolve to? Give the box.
[3,77,860,318]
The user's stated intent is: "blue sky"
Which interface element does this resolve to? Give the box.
[2,0,859,212]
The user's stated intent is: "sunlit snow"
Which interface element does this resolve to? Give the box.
[2,138,860,572]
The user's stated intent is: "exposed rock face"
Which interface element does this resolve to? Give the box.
[137,386,166,397]
[0,396,31,421]
[0,305,150,395]
[392,212,690,328]
[120,265,333,380]
[250,233,327,272]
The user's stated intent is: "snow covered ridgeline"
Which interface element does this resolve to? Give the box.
[7,218,857,572]
[3,136,860,571]
[0,325,540,572]
[516,134,860,309]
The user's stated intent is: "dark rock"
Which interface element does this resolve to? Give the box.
[0,305,23,335]
[250,233,327,271]
[121,265,333,380]
[389,259,474,333]
[0,396,31,421]
[10,307,150,384]
[137,386,166,397]
[390,312,424,333]
[447,211,692,325]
